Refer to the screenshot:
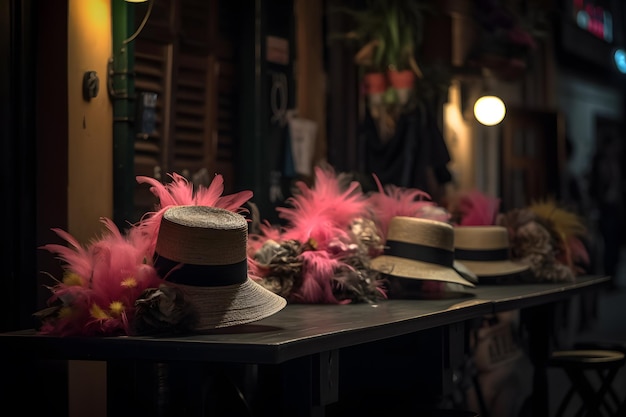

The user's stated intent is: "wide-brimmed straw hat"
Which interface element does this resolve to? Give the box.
[370,217,475,287]
[453,225,531,282]
[154,205,287,330]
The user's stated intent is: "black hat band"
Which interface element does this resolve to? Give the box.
[154,254,248,286]
[386,240,454,268]
[454,248,509,262]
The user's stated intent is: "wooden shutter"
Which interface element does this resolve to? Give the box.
[170,53,218,182]
[132,0,238,217]
[134,39,169,216]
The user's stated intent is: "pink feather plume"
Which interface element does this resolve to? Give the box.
[454,189,501,226]
[136,172,253,255]
[295,251,346,304]
[38,218,162,337]
[277,166,368,250]
[248,165,384,305]
[366,174,449,239]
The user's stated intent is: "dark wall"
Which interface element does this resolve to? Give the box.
[1,0,68,332]
[1,2,69,415]
[1,0,38,332]
[238,0,296,223]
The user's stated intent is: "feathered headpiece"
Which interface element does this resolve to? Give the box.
[366,174,450,240]
[497,198,590,282]
[448,189,501,226]
[36,172,256,336]
[135,172,253,255]
[248,165,386,304]
[528,198,590,275]
[35,218,162,336]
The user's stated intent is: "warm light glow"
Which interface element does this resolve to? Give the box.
[125,0,148,2]
[474,95,506,126]
[444,81,474,191]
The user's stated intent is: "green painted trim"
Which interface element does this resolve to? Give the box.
[111,0,137,228]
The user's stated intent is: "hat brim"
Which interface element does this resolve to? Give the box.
[370,255,475,287]
[459,259,530,278]
[179,277,287,330]
[453,260,479,284]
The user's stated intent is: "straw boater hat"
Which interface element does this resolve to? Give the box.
[154,205,287,330]
[370,217,475,287]
[453,225,531,283]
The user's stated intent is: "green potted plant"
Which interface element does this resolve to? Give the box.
[332,0,428,106]
[330,0,430,141]
[330,0,389,101]
[378,0,427,104]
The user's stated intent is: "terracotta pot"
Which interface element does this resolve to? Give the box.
[387,69,415,89]
[363,72,388,95]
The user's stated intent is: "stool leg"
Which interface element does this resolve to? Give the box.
[616,397,626,417]
[555,386,575,417]
[594,367,620,417]
[596,368,621,415]
[565,366,622,417]
[563,368,603,417]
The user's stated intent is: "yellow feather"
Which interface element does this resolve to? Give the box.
[58,306,75,319]
[109,301,125,317]
[529,198,587,239]
[62,272,84,286]
[90,304,109,320]
[121,277,137,288]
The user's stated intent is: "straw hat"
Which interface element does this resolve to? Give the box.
[453,225,530,282]
[154,205,287,330]
[370,217,475,287]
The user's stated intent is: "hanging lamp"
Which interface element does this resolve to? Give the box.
[474,95,506,126]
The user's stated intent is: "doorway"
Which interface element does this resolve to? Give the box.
[500,107,566,211]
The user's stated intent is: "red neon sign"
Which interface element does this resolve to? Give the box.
[572,0,613,42]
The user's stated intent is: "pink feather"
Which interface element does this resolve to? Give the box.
[216,192,255,214]
[89,220,160,304]
[277,166,368,249]
[455,189,501,226]
[247,221,284,255]
[247,166,387,304]
[192,173,225,205]
[560,235,591,275]
[136,172,254,256]
[40,228,93,280]
[39,218,162,336]
[366,174,448,239]
[294,251,344,304]
[39,285,94,336]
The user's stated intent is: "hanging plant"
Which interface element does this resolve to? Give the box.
[329,0,436,142]
[331,0,431,103]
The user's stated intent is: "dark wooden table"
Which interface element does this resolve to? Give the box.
[0,275,609,417]
[0,296,491,417]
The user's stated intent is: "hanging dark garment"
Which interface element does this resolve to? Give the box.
[363,102,452,196]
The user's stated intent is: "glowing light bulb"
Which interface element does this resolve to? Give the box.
[474,95,506,126]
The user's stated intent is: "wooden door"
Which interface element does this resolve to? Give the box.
[500,107,566,211]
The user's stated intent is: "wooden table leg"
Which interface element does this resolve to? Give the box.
[522,303,555,417]
[255,351,339,417]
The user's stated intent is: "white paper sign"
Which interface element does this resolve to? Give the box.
[288,117,317,177]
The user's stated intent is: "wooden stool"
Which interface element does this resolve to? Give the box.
[548,349,625,417]
[574,341,626,416]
